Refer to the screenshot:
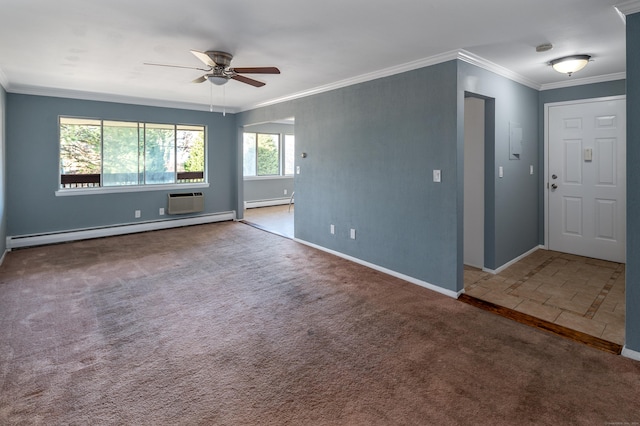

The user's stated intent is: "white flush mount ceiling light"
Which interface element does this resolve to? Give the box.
[550,55,591,76]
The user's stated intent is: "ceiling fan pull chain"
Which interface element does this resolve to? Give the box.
[210,83,213,113]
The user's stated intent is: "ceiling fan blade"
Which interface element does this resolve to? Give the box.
[231,67,280,74]
[190,50,216,67]
[192,75,209,83]
[144,62,209,71]
[231,74,266,87]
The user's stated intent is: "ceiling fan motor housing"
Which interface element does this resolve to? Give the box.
[207,51,233,68]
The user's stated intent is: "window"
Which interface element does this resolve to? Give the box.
[60,117,205,189]
[243,132,295,177]
[284,134,295,176]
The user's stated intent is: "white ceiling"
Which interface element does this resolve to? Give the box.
[0,0,636,113]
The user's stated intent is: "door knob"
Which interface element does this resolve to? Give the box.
[551,183,558,189]
[552,174,558,179]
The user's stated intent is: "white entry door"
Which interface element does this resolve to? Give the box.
[547,97,626,263]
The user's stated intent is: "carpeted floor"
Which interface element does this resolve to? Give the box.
[0,221,639,425]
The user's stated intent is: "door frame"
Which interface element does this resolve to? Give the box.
[543,95,626,251]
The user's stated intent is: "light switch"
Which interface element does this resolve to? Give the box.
[530,165,534,175]
[499,166,504,178]
[433,170,441,183]
[296,166,300,174]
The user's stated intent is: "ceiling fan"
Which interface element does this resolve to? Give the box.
[145,50,280,87]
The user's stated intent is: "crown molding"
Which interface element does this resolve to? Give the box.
[615,0,640,17]
[0,66,8,89]
[4,49,627,113]
[5,83,238,114]
[241,50,462,111]
[456,50,541,90]
[242,49,542,111]
[539,72,626,91]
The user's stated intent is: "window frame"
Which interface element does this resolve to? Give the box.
[56,116,209,196]
[243,131,295,180]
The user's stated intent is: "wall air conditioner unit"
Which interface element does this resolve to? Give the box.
[167,192,204,215]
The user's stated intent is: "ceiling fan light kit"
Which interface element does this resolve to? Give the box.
[550,54,591,76]
[208,76,229,85]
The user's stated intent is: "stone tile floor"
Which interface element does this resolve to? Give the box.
[464,250,625,345]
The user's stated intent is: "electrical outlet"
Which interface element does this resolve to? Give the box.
[159,207,165,216]
[284,189,288,195]
[433,169,441,183]
[296,166,300,174]
[330,224,335,235]
[350,228,356,239]
[135,210,141,218]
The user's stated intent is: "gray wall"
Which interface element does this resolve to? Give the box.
[0,84,6,255]
[239,59,539,292]
[6,94,237,236]
[458,62,540,271]
[295,62,460,291]
[626,12,640,353]
[243,122,294,203]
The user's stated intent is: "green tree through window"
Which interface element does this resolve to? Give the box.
[257,134,279,175]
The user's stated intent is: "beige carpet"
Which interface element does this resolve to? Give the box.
[0,221,639,425]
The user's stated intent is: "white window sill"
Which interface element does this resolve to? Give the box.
[55,182,210,196]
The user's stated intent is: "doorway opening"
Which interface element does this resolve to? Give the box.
[241,117,295,239]
[463,95,486,269]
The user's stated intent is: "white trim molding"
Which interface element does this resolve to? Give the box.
[540,72,627,91]
[622,346,640,362]
[6,83,239,114]
[615,0,640,17]
[483,246,543,275]
[294,238,463,299]
[244,198,292,209]
[6,48,627,113]
[6,211,235,250]
[0,66,8,89]
[243,50,461,111]
[457,50,541,90]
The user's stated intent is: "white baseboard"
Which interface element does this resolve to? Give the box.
[245,198,292,209]
[6,211,236,250]
[622,346,640,362]
[483,245,544,275]
[294,238,462,299]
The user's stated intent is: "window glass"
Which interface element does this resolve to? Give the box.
[60,117,101,187]
[284,134,295,176]
[243,133,257,176]
[103,120,141,186]
[177,125,205,182]
[256,133,280,176]
[144,124,175,184]
[59,117,206,189]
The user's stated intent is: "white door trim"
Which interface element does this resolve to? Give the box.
[543,95,626,250]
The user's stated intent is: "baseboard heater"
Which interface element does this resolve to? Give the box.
[168,192,204,214]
